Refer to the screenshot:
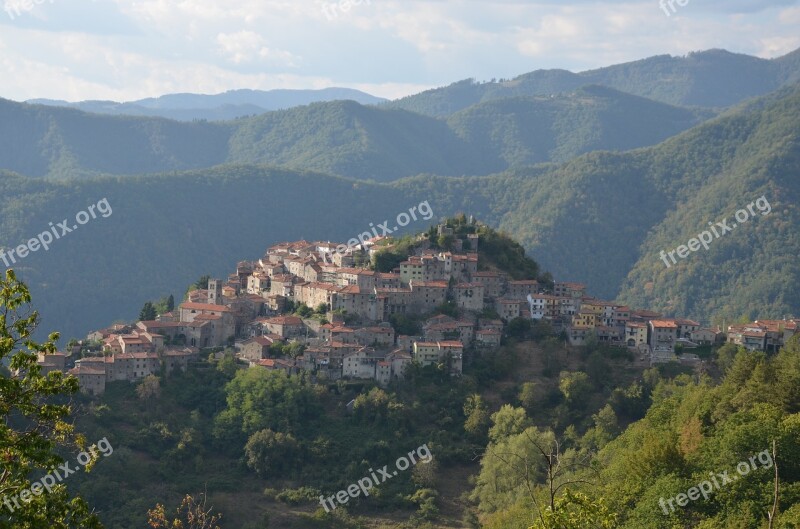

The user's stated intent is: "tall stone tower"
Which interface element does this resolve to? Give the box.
[208,278,223,305]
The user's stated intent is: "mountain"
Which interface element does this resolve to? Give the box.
[26,87,388,121]
[1,84,798,341]
[445,85,713,167]
[0,87,711,181]
[493,83,800,322]
[387,48,800,116]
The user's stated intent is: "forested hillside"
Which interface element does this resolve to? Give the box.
[11,238,799,529]
[388,48,800,116]
[1,84,799,341]
[0,86,710,181]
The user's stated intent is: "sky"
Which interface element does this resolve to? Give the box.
[0,0,798,103]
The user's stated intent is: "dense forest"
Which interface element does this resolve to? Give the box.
[388,48,800,116]
[0,86,709,182]
[0,83,798,341]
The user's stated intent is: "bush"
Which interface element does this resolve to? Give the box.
[275,486,321,505]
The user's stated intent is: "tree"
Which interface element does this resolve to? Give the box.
[529,490,617,529]
[139,301,157,321]
[136,375,161,411]
[559,371,592,405]
[488,405,532,443]
[147,494,222,529]
[507,318,532,340]
[464,394,491,439]
[519,382,537,413]
[166,294,175,312]
[437,234,455,250]
[294,303,312,318]
[244,429,299,478]
[0,270,103,528]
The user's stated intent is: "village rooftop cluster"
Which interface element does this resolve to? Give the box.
[33,220,800,395]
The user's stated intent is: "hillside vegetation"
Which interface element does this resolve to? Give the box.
[1,84,799,340]
[0,87,709,181]
[388,48,800,116]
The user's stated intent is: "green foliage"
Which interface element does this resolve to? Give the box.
[507,318,532,339]
[139,301,157,321]
[213,369,322,451]
[294,303,313,318]
[518,382,537,413]
[529,490,617,529]
[274,486,321,505]
[558,371,592,404]
[388,49,799,116]
[463,394,491,440]
[389,313,422,336]
[244,429,300,478]
[0,270,103,529]
[1,84,800,341]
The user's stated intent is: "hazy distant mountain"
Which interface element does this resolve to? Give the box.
[0,86,711,181]
[26,87,388,121]
[387,48,800,116]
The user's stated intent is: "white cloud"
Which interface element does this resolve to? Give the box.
[216,31,299,66]
[0,0,796,102]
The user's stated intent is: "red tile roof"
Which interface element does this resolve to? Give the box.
[180,302,233,313]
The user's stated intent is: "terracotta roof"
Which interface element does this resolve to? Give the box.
[246,336,277,346]
[194,314,222,321]
[415,281,449,288]
[415,341,464,348]
[650,320,678,328]
[180,302,233,313]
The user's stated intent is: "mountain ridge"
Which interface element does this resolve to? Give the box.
[25,87,388,122]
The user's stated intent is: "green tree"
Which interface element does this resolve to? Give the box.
[559,371,592,404]
[488,405,532,443]
[212,369,322,449]
[0,270,103,529]
[519,382,537,413]
[437,234,455,250]
[294,303,312,318]
[139,301,157,321]
[529,490,617,529]
[244,429,299,478]
[464,394,491,439]
[507,318,532,340]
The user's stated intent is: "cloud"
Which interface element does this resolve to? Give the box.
[216,31,299,67]
[0,0,797,102]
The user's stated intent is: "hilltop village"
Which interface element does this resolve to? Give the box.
[46,219,800,395]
